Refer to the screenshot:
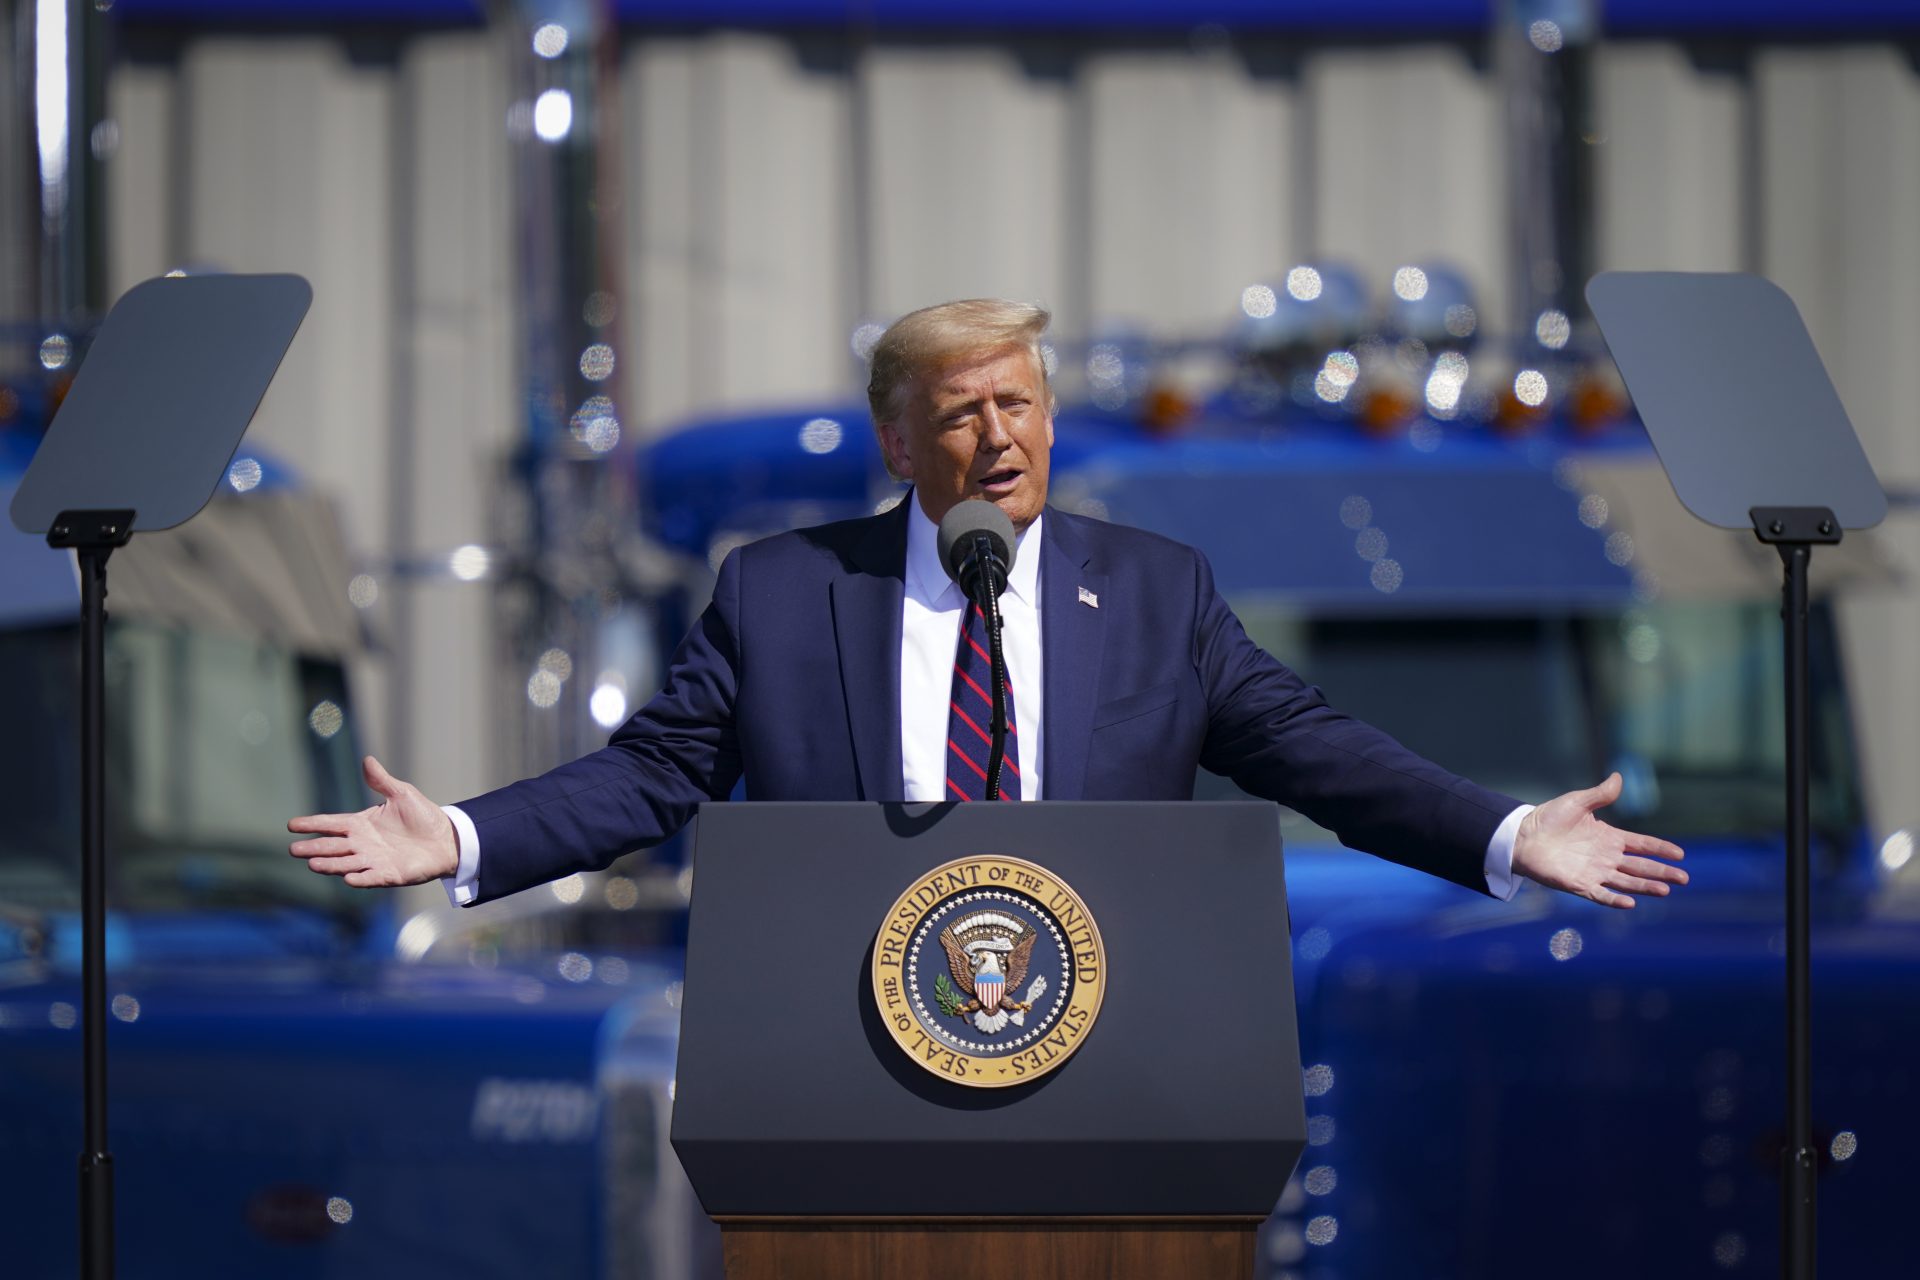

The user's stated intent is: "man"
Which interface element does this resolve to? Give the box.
[290,299,1687,909]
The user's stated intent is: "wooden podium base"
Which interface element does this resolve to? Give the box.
[717,1216,1261,1280]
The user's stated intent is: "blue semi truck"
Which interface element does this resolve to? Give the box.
[632,377,1916,1278]
[3,361,1915,1276]
[0,425,711,1277]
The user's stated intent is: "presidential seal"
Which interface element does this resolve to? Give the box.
[871,855,1106,1088]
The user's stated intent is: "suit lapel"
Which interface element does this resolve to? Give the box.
[831,500,909,801]
[1041,510,1107,801]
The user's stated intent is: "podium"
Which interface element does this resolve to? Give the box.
[671,801,1304,1279]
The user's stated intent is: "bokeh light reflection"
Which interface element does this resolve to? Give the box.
[570,396,620,453]
[308,700,344,739]
[799,418,843,454]
[850,322,886,362]
[227,457,262,492]
[1535,309,1571,350]
[1625,623,1661,664]
[1514,369,1549,407]
[1712,1232,1746,1268]
[590,681,629,728]
[533,89,573,142]
[450,545,491,581]
[583,291,617,327]
[526,669,562,708]
[579,343,615,382]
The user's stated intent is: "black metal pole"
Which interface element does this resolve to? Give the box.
[1779,538,1815,1280]
[49,512,132,1280]
[1752,505,1833,1280]
[77,543,115,1280]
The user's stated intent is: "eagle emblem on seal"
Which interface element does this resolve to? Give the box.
[935,912,1051,1034]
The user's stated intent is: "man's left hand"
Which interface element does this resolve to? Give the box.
[1511,772,1688,909]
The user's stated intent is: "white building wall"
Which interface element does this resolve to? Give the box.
[1305,46,1508,328]
[1754,46,1920,846]
[393,32,519,805]
[1080,49,1297,336]
[862,46,1073,332]
[1593,43,1747,273]
[101,29,1920,846]
[105,31,517,832]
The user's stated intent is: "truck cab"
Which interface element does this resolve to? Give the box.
[0,433,708,1277]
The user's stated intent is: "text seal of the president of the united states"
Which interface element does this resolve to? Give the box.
[871,854,1106,1088]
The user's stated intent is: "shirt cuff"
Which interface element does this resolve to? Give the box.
[442,804,480,907]
[1483,803,1533,901]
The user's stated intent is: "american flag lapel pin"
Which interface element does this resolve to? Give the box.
[1078,585,1099,609]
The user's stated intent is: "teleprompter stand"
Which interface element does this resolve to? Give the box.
[9,274,311,1280]
[1589,273,1888,1280]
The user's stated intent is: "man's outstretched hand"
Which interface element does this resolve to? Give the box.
[1512,772,1688,909]
[288,756,459,888]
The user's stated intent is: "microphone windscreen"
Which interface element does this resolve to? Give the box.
[936,501,1016,587]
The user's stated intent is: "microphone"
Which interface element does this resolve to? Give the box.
[935,501,1016,800]
[937,501,1015,604]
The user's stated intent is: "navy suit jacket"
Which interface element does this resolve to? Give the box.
[459,502,1519,904]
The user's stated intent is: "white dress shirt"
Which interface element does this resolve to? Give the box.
[444,498,1529,905]
[899,499,1044,802]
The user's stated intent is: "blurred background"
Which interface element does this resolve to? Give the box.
[2,1,1918,1277]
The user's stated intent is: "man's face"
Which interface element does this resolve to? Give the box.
[879,345,1054,534]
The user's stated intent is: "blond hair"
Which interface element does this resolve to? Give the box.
[866,298,1054,429]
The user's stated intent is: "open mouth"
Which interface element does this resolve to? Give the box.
[978,469,1021,492]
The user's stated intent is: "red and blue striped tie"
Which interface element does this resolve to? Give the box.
[946,603,1018,802]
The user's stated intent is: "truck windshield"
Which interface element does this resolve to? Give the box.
[1211,600,1862,848]
[0,620,368,920]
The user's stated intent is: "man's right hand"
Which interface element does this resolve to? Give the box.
[288,755,459,888]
